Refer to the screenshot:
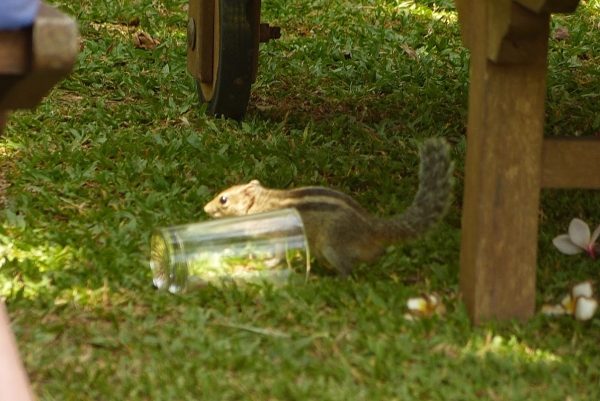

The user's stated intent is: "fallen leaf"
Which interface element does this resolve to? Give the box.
[553,27,570,41]
[132,31,161,50]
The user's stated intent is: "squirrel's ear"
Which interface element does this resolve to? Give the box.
[244,180,260,196]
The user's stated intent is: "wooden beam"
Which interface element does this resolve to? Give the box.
[515,0,580,13]
[458,1,549,324]
[487,1,549,64]
[541,137,600,189]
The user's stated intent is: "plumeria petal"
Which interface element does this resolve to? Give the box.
[407,297,429,315]
[552,234,583,255]
[560,294,576,314]
[428,294,446,315]
[568,218,591,249]
[574,297,598,321]
[540,304,568,316]
[403,313,418,321]
[406,293,445,318]
[427,293,441,305]
[571,281,594,299]
[591,224,600,244]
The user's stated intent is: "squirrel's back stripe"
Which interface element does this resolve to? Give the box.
[281,187,368,212]
[277,192,374,224]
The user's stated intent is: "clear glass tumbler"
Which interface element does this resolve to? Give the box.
[150,208,309,293]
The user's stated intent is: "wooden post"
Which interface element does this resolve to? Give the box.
[458,1,550,323]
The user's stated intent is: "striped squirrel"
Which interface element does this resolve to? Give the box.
[204,138,454,276]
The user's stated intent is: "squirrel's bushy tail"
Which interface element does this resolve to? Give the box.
[379,138,454,242]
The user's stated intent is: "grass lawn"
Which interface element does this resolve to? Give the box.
[1,0,600,399]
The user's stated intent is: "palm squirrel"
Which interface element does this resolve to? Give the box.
[204,138,454,276]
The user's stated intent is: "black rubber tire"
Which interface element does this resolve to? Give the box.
[197,0,255,120]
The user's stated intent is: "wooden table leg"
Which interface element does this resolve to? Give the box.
[458,4,550,323]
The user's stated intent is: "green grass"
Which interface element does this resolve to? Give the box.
[1,0,600,399]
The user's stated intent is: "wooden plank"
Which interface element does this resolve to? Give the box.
[458,2,549,324]
[541,137,600,189]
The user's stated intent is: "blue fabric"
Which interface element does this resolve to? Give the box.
[0,0,40,29]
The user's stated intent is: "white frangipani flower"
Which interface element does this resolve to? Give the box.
[541,281,598,321]
[552,218,600,258]
[404,293,445,320]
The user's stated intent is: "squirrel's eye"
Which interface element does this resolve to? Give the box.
[219,196,228,204]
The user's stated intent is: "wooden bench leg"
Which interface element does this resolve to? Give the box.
[458,8,550,324]
[0,111,7,133]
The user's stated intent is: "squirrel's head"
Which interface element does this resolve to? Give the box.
[203,180,262,218]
